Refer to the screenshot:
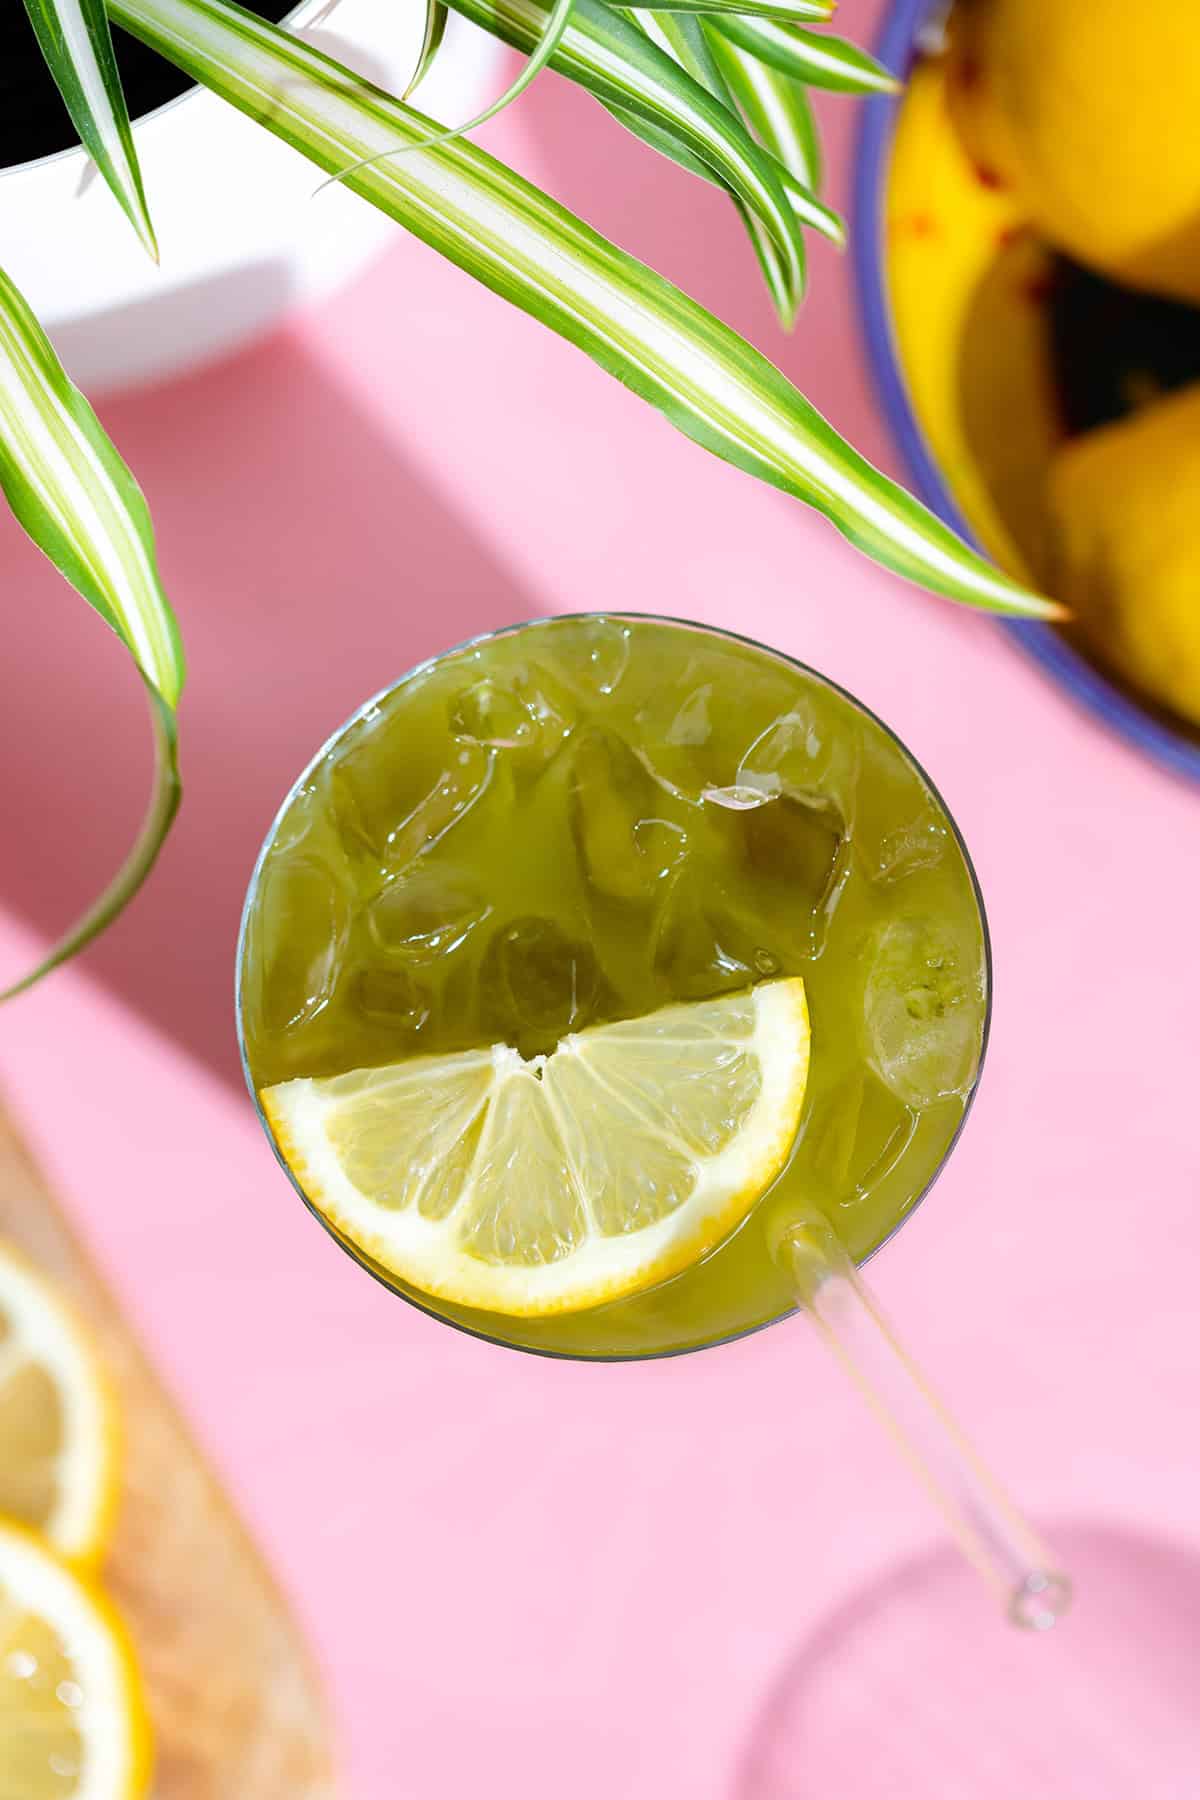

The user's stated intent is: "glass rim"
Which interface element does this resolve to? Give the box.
[235,611,994,1363]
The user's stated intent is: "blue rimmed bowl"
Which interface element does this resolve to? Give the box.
[852,0,1200,787]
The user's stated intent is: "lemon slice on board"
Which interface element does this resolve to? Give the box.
[0,1522,151,1800]
[262,976,810,1317]
[0,1249,117,1565]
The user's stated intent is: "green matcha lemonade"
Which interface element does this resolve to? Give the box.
[239,615,1070,1624]
[238,615,986,1356]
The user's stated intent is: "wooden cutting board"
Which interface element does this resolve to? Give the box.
[0,1101,338,1799]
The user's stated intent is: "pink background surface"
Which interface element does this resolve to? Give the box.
[3,2,1199,1790]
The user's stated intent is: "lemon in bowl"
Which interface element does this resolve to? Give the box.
[855,0,1200,776]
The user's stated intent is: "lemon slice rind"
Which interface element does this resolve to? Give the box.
[0,1248,117,1564]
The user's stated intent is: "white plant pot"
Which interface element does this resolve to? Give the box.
[0,2,502,393]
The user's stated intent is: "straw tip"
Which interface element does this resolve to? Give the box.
[1010,1569,1072,1632]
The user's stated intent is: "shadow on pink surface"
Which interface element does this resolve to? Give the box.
[0,0,913,1092]
[736,1523,1200,1798]
[0,332,545,1084]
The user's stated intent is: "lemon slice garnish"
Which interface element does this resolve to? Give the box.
[262,977,809,1317]
[0,1521,151,1800]
[0,1249,117,1565]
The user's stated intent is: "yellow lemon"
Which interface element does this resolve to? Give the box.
[1046,382,1200,727]
[887,54,1061,583]
[946,0,1200,306]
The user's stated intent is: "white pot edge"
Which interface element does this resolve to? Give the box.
[1,1,504,392]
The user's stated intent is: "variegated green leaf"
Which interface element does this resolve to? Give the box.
[621,5,801,323]
[709,17,897,95]
[703,20,823,195]
[625,0,832,19]
[626,4,839,270]
[771,143,838,239]
[618,6,839,244]
[109,0,1052,623]
[22,0,157,258]
[626,5,727,94]
[0,264,183,998]
[405,0,448,98]
[330,0,574,179]
[603,94,735,187]
[605,87,838,250]
[438,0,806,321]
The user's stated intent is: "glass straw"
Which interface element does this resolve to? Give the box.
[782,1215,1071,1630]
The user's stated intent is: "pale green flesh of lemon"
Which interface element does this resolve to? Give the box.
[0,1597,82,1800]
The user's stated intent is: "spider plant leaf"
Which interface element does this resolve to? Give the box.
[21,0,158,258]
[437,0,806,321]
[0,264,183,998]
[601,95,798,322]
[108,0,1054,620]
[605,92,838,250]
[602,99,721,186]
[621,5,801,323]
[325,0,574,181]
[708,18,897,94]
[773,155,839,241]
[404,0,448,98]
[628,8,839,247]
[703,20,823,195]
[624,0,833,20]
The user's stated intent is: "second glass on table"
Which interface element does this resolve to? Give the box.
[238,614,1063,1621]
